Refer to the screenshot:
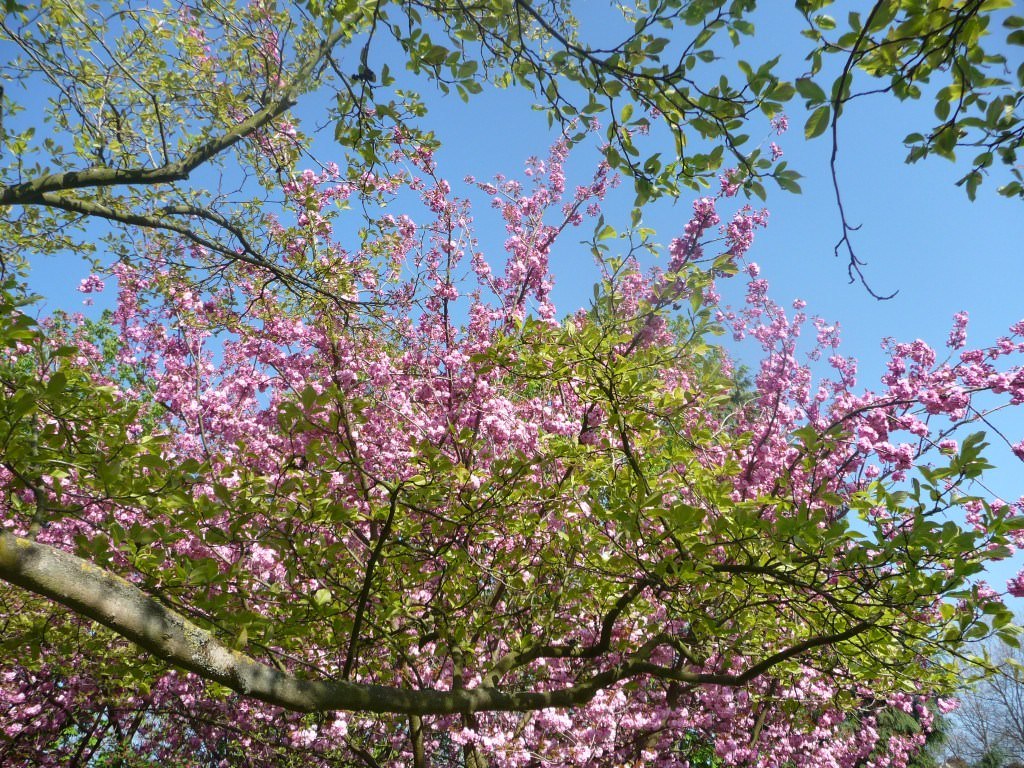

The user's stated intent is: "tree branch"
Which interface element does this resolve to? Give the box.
[0,530,878,715]
[342,492,399,679]
[31,191,353,306]
[0,23,347,205]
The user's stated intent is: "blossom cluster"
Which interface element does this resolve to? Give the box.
[3,135,1023,768]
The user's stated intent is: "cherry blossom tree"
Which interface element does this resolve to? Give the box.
[3,2,1024,767]
[2,134,1024,766]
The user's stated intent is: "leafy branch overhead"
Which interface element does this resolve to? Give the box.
[797,0,1024,201]
[2,1,1021,290]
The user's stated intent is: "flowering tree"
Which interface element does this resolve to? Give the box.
[2,135,1024,766]
[3,2,1024,767]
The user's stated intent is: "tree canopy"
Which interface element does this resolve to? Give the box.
[2,1,1024,766]
[2,0,1022,284]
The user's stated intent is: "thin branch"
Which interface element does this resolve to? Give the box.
[31,191,354,307]
[828,1,898,300]
[342,491,399,680]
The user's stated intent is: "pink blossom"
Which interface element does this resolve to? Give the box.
[947,311,969,349]
[719,168,741,197]
[771,114,790,134]
[77,274,105,293]
[1009,572,1024,597]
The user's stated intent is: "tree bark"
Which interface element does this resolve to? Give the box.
[0,530,873,716]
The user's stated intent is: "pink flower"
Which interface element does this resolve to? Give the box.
[719,168,741,197]
[936,696,959,714]
[667,197,719,271]
[947,311,969,350]
[1008,571,1024,597]
[975,582,999,602]
[78,274,105,294]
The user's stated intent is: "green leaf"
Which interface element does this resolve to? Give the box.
[933,125,958,159]
[775,172,802,194]
[45,371,67,395]
[767,81,796,102]
[804,105,831,138]
[867,1,898,32]
[815,14,836,30]
[602,80,623,97]
[795,77,827,103]
[424,44,448,66]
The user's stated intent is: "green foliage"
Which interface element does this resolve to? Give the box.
[798,0,1024,201]
[673,731,724,767]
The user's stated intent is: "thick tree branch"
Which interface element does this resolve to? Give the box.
[0,24,347,207]
[0,530,878,715]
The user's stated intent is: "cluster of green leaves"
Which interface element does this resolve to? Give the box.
[0,285,148,535]
[797,0,1024,200]
[314,0,1024,207]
